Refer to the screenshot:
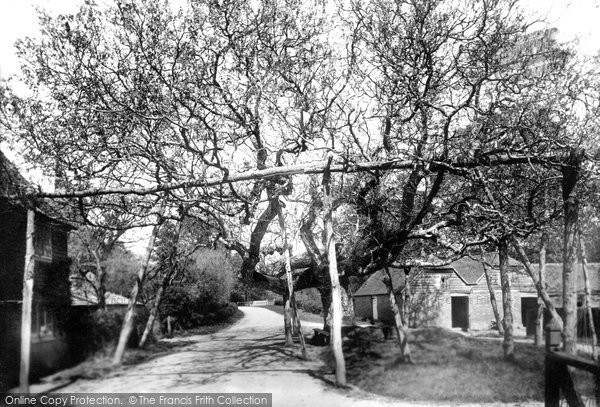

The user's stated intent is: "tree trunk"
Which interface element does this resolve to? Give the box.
[535,231,548,346]
[290,296,307,359]
[113,223,161,365]
[319,286,332,330]
[167,315,172,337]
[384,267,412,363]
[283,292,294,345]
[499,239,514,361]
[139,284,164,348]
[401,268,410,326]
[19,209,35,392]
[562,148,584,354]
[344,284,356,325]
[579,224,598,360]
[322,160,346,387]
[482,263,504,335]
[510,236,563,330]
[92,250,106,310]
[277,206,307,357]
[139,219,184,348]
[340,286,354,319]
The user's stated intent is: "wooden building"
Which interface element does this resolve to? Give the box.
[0,151,74,390]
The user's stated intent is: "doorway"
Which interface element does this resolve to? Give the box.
[451,296,469,329]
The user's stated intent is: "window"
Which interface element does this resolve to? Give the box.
[34,223,52,261]
[31,302,56,341]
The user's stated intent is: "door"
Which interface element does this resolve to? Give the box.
[451,296,469,329]
[521,297,538,331]
[371,296,378,321]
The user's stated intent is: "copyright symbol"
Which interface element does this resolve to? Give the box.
[129,396,137,404]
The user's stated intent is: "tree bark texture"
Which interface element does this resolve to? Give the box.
[482,263,504,335]
[535,231,548,346]
[561,148,584,354]
[277,206,307,356]
[19,209,35,392]
[384,267,412,362]
[579,224,597,359]
[113,222,161,365]
[283,293,294,346]
[322,161,346,387]
[499,240,515,361]
[140,220,184,348]
[510,236,563,330]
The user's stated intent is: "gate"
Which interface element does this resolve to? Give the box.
[546,326,600,406]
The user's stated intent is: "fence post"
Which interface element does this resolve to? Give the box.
[546,323,562,407]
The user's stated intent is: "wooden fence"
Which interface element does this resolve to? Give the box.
[546,327,600,407]
[236,299,275,307]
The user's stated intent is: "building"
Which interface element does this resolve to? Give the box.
[353,267,406,323]
[354,254,537,330]
[0,151,74,390]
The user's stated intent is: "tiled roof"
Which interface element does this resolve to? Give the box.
[0,150,75,228]
[356,253,522,295]
[0,150,31,197]
[354,267,407,297]
[531,263,600,293]
[428,253,520,285]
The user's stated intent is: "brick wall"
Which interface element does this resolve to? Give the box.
[354,266,541,331]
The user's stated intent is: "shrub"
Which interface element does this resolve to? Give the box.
[160,248,238,331]
[67,307,147,360]
[216,303,238,321]
[295,288,323,314]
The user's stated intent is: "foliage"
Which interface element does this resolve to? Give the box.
[69,221,141,306]
[159,248,237,329]
[103,245,142,295]
[230,279,268,303]
[295,288,323,314]
[66,308,146,359]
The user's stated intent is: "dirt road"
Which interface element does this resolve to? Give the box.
[54,307,540,407]
[55,307,405,406]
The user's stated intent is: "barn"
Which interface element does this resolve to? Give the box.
[353,254,537,330]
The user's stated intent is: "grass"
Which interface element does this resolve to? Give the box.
[44,310,244,384]
[334,327,555,403]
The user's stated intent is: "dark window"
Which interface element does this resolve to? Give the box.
[34,223,52,260]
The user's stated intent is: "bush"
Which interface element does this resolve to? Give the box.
[67,307,147,360]
[160,248,238,331]
[295,288,323,314]
[216,303,238,321]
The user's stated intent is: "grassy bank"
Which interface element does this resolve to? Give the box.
[335,327,598,403]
